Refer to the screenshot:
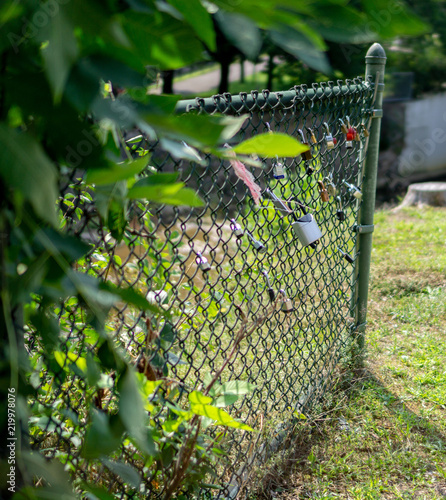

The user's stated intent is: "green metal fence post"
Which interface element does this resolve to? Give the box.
[351,43,386,363]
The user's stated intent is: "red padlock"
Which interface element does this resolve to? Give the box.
[346,127,356,148]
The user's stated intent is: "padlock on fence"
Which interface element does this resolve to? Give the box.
[307,127,318,145]
[336,196,346,221]
[291,199,323,247]
[317,180,329,203]
[345,117,358,148]
[196,252,211,272]
[324,174,337,197]
[339,118,349,135]
[338,247,355,264]
[262,270,275,303]
[361,123,370,138]
[323,122,336,149]
[298,129,313,161]
[230,218,244,238]
[272,157,285,179]
[343,180,362,200]
[246,230,267,253]
[279,289,294,313]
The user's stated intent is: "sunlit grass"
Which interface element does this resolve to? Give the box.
[248,206,446,499]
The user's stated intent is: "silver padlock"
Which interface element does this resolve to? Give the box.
[323,122,336,149]
[246,231,267,253]
[262,270,275,303]
[196,252,211,272]
[273,159,285,179]
[279,289,294,313]
[343,180,362,200]
[265,188,292,216]
[230,218,244,238]
[346,139,353,149]
[292,214,322,246]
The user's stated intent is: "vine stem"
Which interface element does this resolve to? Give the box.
[161,297,281,499]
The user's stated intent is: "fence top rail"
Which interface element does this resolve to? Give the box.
[175,77,373,115]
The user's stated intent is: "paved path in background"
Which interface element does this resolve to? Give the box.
[151,59,267,95]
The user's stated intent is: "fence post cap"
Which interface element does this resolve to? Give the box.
[365,43,387,62]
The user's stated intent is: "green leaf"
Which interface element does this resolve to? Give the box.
[119,10,205,69]
[269,26,330,74]
[0,125,58,226]
[81,484,117,500]
[219,380,256,396]
[189,390,213,405]
[0,1,23,25]
[361,0,428,38]
[82,409,122,459]
[86,157,149,185]
[127,176,204,207]
[14,453,77,499]
[98,280,165,316]
[232,132,309,157]
[166,0,216,51]
[159,321,176,347]
[189,403,253,431]
[41,6,79,102]
[143,113,246,148]
[107,196,127,242]
[101,459,141,490]
[159,138,206,165]
[307,6,373,44]
[94,181,128,242]
[36,228,91,262]
[214,10,262,60]
[213,394,239,407]
[118,366,157,456]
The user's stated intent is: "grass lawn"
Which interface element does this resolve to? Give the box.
[252,206,446,499]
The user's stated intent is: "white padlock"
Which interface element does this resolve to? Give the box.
[292,213,323,247]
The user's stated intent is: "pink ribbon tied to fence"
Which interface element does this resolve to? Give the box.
[225,145,262,205]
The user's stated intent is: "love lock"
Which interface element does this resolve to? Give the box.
[343,180,362,200]
[273,156,286,179]
[338,247,355,264]
[317,180,329,203]
[291,200,323,247]
[246,230,267,253]
[262,270,275,303]
[230,218,244,238]
[323,122,337,150]
[265,188,292,216]
[279,289,294,313]
[336,196,346,221]
[324,174,337,197]
[307,127,318,145]
[298,129,313,161]
[196,252,211,272]
[361,123,370,138]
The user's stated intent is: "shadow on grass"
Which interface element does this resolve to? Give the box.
[248,367,446,499]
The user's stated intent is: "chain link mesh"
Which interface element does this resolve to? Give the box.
[26,77,376,498]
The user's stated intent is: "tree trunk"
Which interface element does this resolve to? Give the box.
[399,182,446,207]
[267,52,274,90]
[162,70,174,94]
[218,59,230,94]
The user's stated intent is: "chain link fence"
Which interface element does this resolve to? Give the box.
[25,53,385,498]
